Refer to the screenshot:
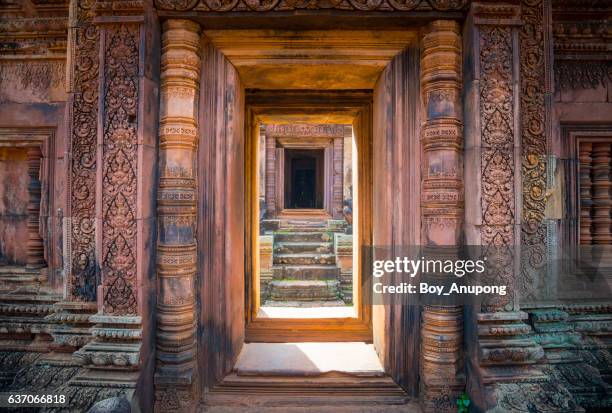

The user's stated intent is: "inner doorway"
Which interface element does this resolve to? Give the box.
[285,149,324,209]
[199,28,421,402]
[257,122,355,316]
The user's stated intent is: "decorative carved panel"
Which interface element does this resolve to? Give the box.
[553,15,612,90]
[0,3,67,102]
[479,25,515,312]
[68,1,99,301]
[155,0,468,12]
[519,0,548,302]
[101,24,139,315]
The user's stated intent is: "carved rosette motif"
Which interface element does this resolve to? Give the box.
[101,25,139,315]
[420,20,465,413]
[69,1,99,301]
[155,19,201,412]
[519,0,548,302]
[479,25,515,312]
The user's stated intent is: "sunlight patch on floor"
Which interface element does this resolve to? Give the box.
[234,342,384,376]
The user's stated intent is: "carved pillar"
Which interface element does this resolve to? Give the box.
[66,2,159,411]
[265,131,277,217]
[48,0,99,362]
[579,142,593,244]
[332,136,344,219]
[462,3,578,412]
[26,146,45,271]
[591,143,612,244]
[66,1,99,303]
[419,20,465,412]
[155,19,201,412]
[519,0,550,304]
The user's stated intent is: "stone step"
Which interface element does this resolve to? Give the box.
[268,280,340,301]
[273,253,336,266]
[277,227,327,232]
[281,219,327,228]
[273,265,340,280]
[274,231,332,243]
[274,241,332,254]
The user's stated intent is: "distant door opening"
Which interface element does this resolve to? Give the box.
[284,149,324,209]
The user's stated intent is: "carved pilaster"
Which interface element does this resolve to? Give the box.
[265,131,277,216]
[67,0,99,303]
[58,3,159,411]
[463,2,579,411]
[155,19,201,413]
[100,23,140,316]
[49,0,99,373]
[520,0,550,304]
[332,135,344,219]
[419,20,465,413]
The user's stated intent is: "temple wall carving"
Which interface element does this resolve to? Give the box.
[0,1,609,412]
[67,0,99,303]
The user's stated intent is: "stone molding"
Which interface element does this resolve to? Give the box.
[154,0,468,12]
[154,18,201,413]
[552,3,612,90]
[67,0,99,302]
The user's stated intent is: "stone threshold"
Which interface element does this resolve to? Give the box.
[234,342,384,376]
[204,342,413,410]
[257,305,355,319]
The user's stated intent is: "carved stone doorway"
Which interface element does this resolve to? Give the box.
[284,148,323,210]
[157,19,461,409]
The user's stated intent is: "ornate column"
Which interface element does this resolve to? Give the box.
[154,19,201,412]
[419,20,465,413]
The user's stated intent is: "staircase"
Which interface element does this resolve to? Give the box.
[266,220,343,305]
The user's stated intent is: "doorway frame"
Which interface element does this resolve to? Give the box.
[281,146,327,212]
[245,90,373,342]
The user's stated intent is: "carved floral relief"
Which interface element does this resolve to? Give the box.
[101,24,139,315]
